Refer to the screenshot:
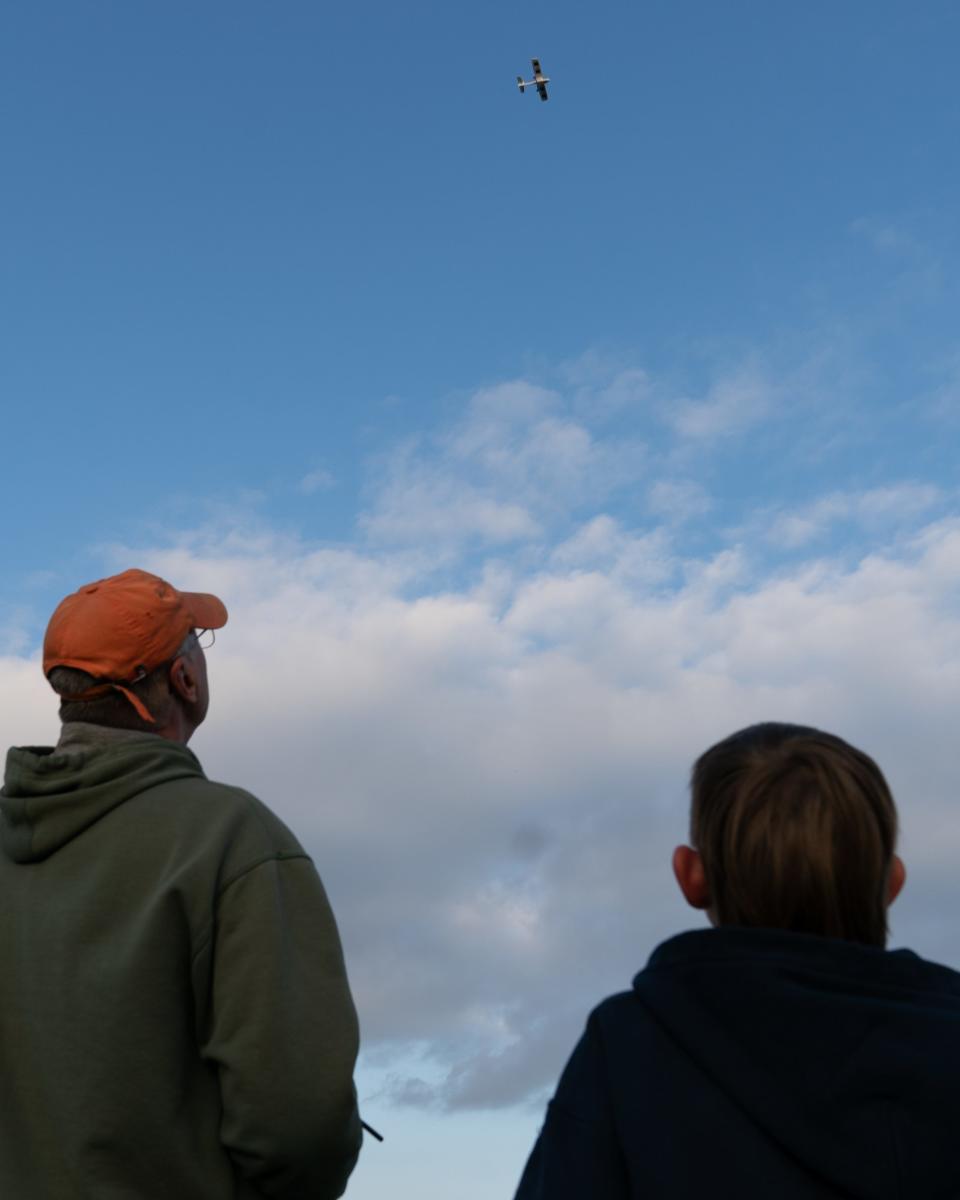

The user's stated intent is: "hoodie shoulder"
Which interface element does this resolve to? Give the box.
[178,777,309,866]
[591,990,639,1023]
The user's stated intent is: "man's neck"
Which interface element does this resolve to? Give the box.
[55,722,162,753]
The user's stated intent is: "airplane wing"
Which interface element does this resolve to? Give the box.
[532,58,542,77]
[537,81,549,101]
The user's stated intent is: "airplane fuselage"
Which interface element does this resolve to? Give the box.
[518,58,550,99]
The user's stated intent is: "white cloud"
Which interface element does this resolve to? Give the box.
[7,352,960,1119]
[850,216,921,255]
[767,483,944,548]
[361,474,541,546]
[358,380,646,547]
[558,353,653,420]
[926,354,960,423]
[0,613,34,658]
[8,507,958,1113]
[646,478,713,522]
[849,216,943,299]
[664,359,775,440]
[548,516,674,589]
[298,468,336,495]
[0,654,50,747]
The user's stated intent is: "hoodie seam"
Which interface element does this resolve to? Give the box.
[219,784,286,845]
[190,852,312,964]
[642,954,946,992]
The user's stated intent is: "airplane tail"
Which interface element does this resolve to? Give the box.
[517,76,525,92]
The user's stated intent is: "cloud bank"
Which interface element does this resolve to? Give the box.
[4,361,959,1112]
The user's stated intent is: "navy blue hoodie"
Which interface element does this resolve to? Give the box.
[514,926,960,1200]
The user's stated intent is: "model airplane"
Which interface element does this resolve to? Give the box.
[517,58,550,102]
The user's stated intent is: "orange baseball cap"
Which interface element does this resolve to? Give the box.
[43,568,228,723]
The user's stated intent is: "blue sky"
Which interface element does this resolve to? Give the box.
[4,4,960,1197]
[5,0,959,597]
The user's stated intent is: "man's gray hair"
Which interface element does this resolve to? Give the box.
[48,630,200,732]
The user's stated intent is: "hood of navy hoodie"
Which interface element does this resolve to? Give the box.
[630,926,960,1198]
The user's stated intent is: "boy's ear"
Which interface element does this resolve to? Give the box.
[673,845,712,912]
[887,855,907,907]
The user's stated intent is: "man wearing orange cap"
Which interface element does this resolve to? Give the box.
[0,569,364,1199]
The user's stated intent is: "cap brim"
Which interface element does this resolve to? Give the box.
[182,591,228,630]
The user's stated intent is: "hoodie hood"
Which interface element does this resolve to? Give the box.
[632,925,960,1197]
[1,728,204,863]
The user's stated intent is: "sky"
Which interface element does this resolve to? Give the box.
[3,2,960,1196]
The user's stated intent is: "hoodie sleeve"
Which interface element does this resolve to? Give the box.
[197,854,363,1199]
[514,1011,628,1200]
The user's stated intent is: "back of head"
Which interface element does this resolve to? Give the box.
[690,722,899,948]
[42,568,227,733]
[48,658,187,733]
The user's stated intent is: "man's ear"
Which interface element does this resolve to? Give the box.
[168,655,199,704]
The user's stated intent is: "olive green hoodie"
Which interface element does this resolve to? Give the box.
[0,724,362,1199]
